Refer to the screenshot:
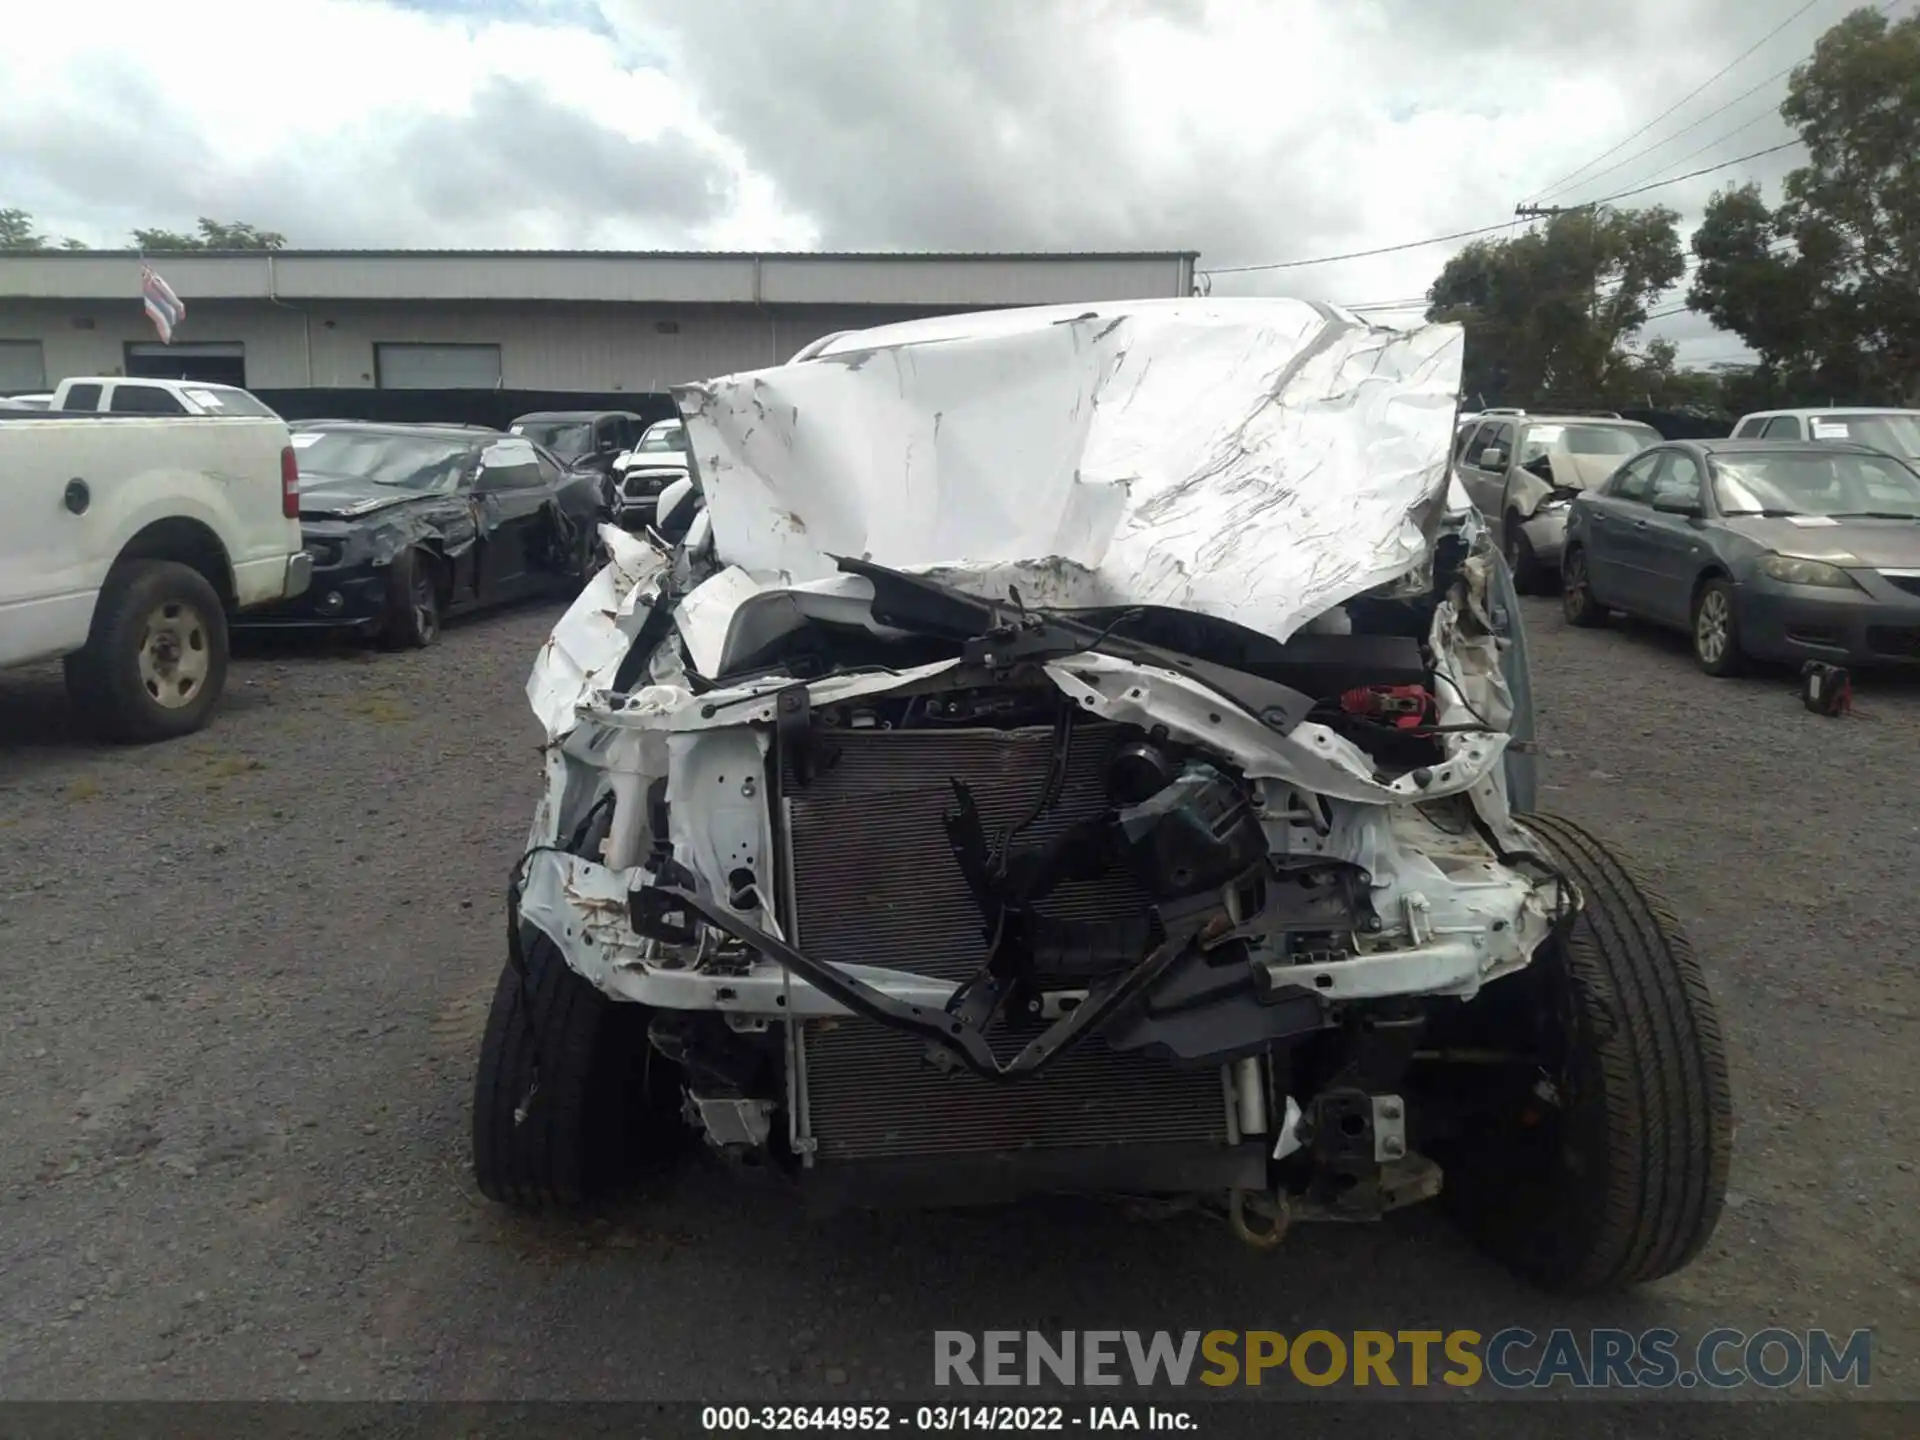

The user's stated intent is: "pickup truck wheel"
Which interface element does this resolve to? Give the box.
[472,929,679,1208]
[1560,547,1607,628]
[63,560,229,743]
[1437,813,1732,1293]
[381,549,441,650]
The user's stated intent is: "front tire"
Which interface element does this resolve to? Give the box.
[1504,513,1547,596]
[63,560,229,744]
[382,548,441,650]
[1439,813,1732,1293]
[471,930,673,1208]
[1691,578,1745,677]
[1561,547,1606,628]
[573,519,606,592]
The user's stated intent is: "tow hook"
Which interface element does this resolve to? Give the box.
[1228,1188,1290,1250]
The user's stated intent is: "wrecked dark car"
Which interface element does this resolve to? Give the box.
[509,410,653,506]
[472,299,1732,1295]
[236,422,603,647]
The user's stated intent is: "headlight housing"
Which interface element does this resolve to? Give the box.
[1758,554,1858,589]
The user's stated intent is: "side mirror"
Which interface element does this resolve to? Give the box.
[1652,493,1702,517]
[1479,446,1507,470]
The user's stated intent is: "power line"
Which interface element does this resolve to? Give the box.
[1556,0,1908,203]
[1593,139,1802,203]
[1206,220,1520,274]
[1532,0,1829,201]
[1552,62,1802,202]
[1204,141,1803,277]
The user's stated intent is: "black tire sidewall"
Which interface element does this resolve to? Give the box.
[1561,548,1603,626]
[1504,514,1543,595]
[1436,812,1732,1293]
[68,560,229,743]
[384,549,440,649]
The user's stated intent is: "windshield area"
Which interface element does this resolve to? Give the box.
[1713,451,1920,518]
[513,422,594,460]
[183,386,275,417]
[637,423,689,454]
[1518,423,1659,464]
[1808,412,1920,458]
[291,430,475,490]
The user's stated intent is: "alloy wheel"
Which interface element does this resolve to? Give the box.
[1695,590,1730,666]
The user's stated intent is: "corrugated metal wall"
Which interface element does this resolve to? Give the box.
[0,299,993,391]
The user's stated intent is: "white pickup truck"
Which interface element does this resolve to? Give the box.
[47,376,279,418]
[0,415,313,742]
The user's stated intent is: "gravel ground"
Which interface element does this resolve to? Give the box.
[1,594,1916,1420]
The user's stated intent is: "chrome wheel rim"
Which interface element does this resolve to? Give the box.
[137,600,210,709]
[1696,590,1729,664]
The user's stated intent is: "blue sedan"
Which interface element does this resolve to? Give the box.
[1559,438,1920,675]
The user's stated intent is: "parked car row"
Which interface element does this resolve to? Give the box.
[1,383,632,744]
[1452,405,1920,676]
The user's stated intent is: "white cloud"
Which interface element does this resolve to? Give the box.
[0,0,1825,371]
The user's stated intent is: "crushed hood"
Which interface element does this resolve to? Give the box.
[297,474,432,520]
[673,298,1464,646]
[1547,451,1628,492]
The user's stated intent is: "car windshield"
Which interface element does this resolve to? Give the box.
[1807,412,1920,459]
[1518,423,1659,464]
[513,421,594,460]
[291,430,475,490]
[637,423,688,454]
[1712,450,1920,519]
[182,386,275,417]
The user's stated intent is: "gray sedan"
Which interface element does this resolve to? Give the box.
[1560,437,1920,675]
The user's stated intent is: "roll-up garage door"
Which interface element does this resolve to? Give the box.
[374,343,502,390]
[0,341,46,391]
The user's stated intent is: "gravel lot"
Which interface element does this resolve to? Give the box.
[1,594,1916,1418]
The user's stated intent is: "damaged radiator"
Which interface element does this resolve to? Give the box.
[780,723,1232,1163]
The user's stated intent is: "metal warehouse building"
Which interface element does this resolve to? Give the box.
[0,250,1199,395]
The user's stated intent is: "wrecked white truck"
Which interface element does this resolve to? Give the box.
[473,299,1732,1294]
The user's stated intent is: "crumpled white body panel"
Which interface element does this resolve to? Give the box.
[674,298,1464,645]
[515,299,1566,1023]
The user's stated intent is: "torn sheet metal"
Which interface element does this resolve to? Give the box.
[675,298,1463,646]
[527,525,670,742]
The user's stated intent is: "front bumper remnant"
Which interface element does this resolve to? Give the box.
[631,878,1233,1082]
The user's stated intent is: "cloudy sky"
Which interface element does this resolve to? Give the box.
[0,0,1842,365]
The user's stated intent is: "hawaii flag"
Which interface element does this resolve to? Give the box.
[141,264,185,344]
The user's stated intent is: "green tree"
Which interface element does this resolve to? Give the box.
[1425,205,1686,408]
[1689,7,1920,404]
[1,207,46,250]
[1607,338,1733,414]
[133,217,286,251]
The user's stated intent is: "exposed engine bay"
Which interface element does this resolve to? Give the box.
[506,299,1579,1233]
